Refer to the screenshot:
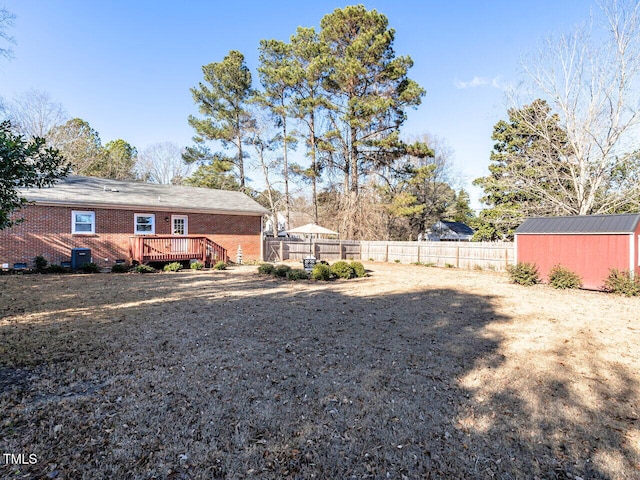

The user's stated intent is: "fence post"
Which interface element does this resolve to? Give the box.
[417,243,421,264]
[385,243,389,262]
[279,241,284,262]
[456,245,460,268]
[339,240,343,260]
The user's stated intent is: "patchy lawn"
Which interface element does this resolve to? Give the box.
[0,263,639,479]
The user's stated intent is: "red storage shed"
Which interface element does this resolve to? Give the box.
[514,214,640,290]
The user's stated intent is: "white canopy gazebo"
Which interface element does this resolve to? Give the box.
[286,223,339,237]
[286,223,339,268]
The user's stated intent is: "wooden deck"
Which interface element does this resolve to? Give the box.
[129,236,227,266]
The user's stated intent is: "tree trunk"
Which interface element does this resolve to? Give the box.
[309,111,319,223]
[282,113,290,231]
[237,132,245,191]
[349,123,359,194]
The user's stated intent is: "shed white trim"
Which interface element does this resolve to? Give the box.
[631,233,636,277]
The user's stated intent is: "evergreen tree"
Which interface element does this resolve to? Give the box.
[257,39,296,229]
[47,118,103,176]
[320,5,425,194]
[188,50,255,192]
[99,139,137,180]
[473,99,570,240]
[184,156,241,191]
[0,121,68,229]
[449,189,475,224]
[288,26,331,224]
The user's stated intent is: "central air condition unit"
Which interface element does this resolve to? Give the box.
[71,248,92,269]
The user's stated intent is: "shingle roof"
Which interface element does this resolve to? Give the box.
[441,221,475,236]
[515,214,640,234]
[21,176,269,216]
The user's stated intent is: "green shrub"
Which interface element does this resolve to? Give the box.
[134,264,156,274]
[257,263,275,275]
[110,263,130,273]
[273,264,291,278]
[603,268,640,296]
[473,264,483,271]
[47,264,69,274]
[350,261,366,278]
[506,262,540,286]
[214,261,227,270]
[286,268,309,281]
[394,259,401,263]
[424,262,436,267]
[164,262,183,272]
[34,255,48,272]
[190,261,204,270]
[445,263,455,268]
[548,264,582,289]
[81,262,100,273]
[311,263,332,281]
[331,261,355,279]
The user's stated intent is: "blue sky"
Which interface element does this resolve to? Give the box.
[1,0,595,207]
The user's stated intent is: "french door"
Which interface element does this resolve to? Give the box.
[171,215,188,253]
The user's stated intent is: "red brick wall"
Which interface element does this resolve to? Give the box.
[0,205,263,268]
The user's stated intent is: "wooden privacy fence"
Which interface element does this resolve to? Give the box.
[264,238,515,271]
[360,241,514,271]
[264,238,360,262]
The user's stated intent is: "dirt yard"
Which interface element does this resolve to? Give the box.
[0,262,639,479]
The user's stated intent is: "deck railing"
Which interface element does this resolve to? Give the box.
[129,236,227,266]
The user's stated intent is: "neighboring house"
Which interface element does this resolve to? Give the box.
[0,176,269,269]
[515,213,640,290]
[425,221,475,241]
[264,211,315,237]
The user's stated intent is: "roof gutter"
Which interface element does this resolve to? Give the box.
[28,199,268,217]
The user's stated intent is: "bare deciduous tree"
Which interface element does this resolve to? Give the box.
[136,142,193,185]
[6,89,68,139]
[0,7,15,60]
[520,0,640,215]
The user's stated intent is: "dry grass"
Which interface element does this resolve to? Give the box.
[0,263,639,479]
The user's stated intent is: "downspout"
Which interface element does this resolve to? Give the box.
[260,214,265,262]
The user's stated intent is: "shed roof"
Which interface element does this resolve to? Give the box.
[515,213,640,234]
[20,176,269,216]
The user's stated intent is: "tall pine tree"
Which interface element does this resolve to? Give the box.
[187,50,255,192]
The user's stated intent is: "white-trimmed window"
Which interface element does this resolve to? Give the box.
[134,213,155,234]
[72,211,95,234]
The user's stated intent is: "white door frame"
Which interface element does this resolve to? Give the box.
[171,215,188,236]
[171,215,189,253]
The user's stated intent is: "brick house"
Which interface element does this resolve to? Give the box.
[0,176,268,269]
